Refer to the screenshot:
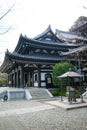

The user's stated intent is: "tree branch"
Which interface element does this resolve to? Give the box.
[0,26,12,35]
[0,3,15,21]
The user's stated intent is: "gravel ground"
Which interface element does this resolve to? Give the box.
[0,100,87,130]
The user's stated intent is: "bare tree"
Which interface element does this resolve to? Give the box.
[0,1,15,65]
[0,2,15,35]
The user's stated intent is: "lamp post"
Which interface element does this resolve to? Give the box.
[59,78,63,102]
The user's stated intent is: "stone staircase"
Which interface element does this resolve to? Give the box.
[0,87,53,100]
[27,88,53,99]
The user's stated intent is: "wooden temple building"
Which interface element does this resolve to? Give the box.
[0,25,87,88]
[55,25,87,83]
[55,29,87,43]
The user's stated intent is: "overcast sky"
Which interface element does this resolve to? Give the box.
[0,0,87,65]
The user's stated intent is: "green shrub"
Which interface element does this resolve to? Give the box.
[52,62,76,86]
[50,88,66,97]
[50,90,60,96]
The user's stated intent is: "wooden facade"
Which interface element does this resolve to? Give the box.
[0,26,86,88]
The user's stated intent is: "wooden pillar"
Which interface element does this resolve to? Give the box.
[14,71,16,88]
[8,73,11,87]
[15,68,18,88]
[8,74,10,84]
[16,69,19,88]
[38,65,41,87]
[10,72,12,87]
[32,71,34,87]
[28,72,30,87]
[18,71,20,88]
[30,71,33,87]
[12,70,15,87]
[20,65,24,88]
[12,73,14,87]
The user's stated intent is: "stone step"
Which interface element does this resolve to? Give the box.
[28,88,53,99]
[0,87,53,100]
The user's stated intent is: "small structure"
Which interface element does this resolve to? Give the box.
[58,71,83,103]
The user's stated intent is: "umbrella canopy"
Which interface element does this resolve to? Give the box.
[58,71,83,78]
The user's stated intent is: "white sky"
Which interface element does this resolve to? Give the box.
[0,0,87,64]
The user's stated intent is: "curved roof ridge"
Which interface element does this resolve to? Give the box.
[55,29,87,40]
[22,36,82,48]
[33,25,52,40]
[14,33,24,52]
[13,32,83,54]
[60,45,87,56]
[56,29,76,35]
[5,51,65,61]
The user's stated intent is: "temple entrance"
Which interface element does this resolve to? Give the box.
[30,72,33,87]
[24,73,28,87]
[24,71,34,87]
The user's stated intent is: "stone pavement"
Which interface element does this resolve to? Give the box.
[45,99,87,110]
[0,98,87,130]
[0,102,55,117]
[0,99,56,117]
[0,97,87,115]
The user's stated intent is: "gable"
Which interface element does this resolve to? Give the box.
[34,25,63,43]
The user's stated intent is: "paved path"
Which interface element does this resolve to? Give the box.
[0,104,55,117]
[0,99,87,130]
[46,99,87,110]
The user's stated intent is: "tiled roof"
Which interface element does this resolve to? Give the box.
[7,51,66,63]
[56,29,87,40]
[60,45,87,55]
